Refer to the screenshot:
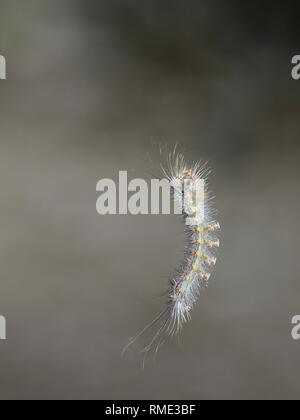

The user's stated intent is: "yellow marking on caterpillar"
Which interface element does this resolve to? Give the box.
[192,250,203,258]
[194,226,204,233]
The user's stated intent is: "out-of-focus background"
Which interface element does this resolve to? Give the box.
[0,0,300,400]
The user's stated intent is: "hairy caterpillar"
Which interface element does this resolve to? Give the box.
[123,149,220,360]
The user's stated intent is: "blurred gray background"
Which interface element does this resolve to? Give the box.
[0,0,300,400]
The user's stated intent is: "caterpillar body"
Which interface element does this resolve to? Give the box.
[124,151,220,360]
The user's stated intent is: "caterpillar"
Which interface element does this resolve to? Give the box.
[123,149,220,361]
